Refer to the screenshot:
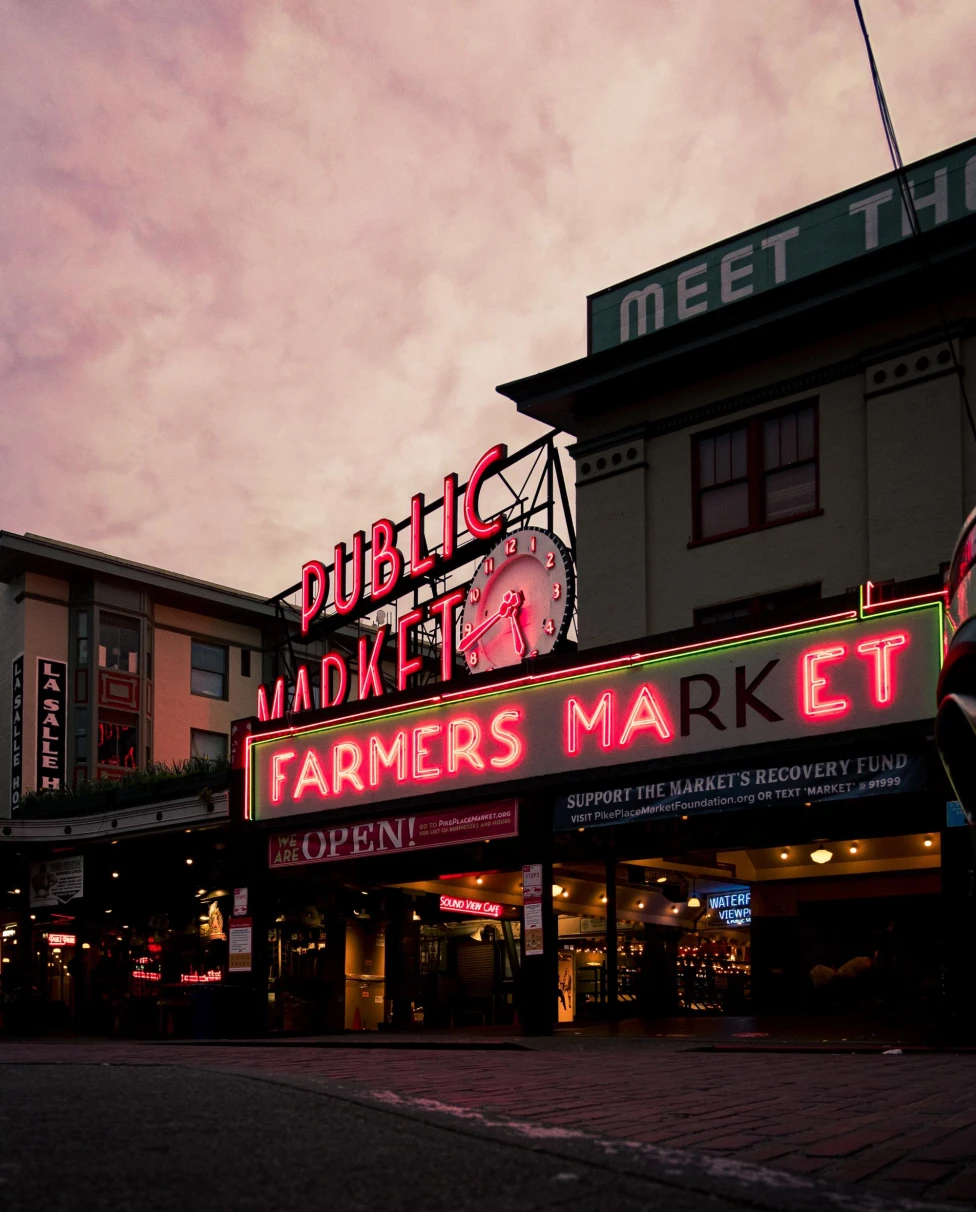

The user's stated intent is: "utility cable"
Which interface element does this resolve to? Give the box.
[853,0,976,444]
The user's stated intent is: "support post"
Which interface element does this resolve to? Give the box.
[605,853,618,1025]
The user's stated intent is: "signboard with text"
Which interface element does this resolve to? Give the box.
[553,746,926,831]
[589,136,976,353]
[30,856,83,908]
[35,658,67,793]
[268,801,518,868]
[247,602,941,823]
[10,655,23,813]
[708,890,751,927]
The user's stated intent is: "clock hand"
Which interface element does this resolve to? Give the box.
[509,611,526,657]
[459,589,523,653]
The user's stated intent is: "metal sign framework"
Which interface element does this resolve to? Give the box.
[265,433,576,696]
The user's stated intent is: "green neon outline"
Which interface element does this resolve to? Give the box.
[250,599,943,760]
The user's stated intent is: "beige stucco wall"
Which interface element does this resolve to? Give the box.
[152,604,261,765]
[573,308,974,646]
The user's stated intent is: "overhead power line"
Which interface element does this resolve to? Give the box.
[852,0,976,444]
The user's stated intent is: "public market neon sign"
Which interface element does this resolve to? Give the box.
[258,444,508,721]
[245,591,943,822]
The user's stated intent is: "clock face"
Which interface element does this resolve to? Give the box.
[460,527,574,672]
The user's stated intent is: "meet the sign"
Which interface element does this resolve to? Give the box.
[268,801,518,867]
[10,654,23,813]
[35,658,67,793]
[553,747,926,831]
[589,136,976,354]
[247,601,940,822]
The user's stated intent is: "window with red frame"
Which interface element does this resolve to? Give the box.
[693,401,818,540]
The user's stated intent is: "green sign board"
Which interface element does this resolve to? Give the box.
[588,135,976,355]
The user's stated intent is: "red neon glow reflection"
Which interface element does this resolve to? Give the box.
[801,646,850,718]
[439,895,503,919]
[856,633,908,705]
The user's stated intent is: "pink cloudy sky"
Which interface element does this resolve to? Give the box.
[2,1,975,596]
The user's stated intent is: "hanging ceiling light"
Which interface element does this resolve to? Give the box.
[687,876,700,908]
[551,884,564,898]
[810,845,833,864]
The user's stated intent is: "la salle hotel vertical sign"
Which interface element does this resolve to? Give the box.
[35,658,67,792]
[10,655,23,812]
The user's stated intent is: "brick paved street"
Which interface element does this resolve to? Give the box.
[5,1038,976,1206]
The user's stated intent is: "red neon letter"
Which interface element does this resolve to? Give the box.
[291,664,312,714]
[463,444,507,541]
[489,709,523,769]
[410,494,436,578]
[619,684,672,746]
[412,724,442,780]
[443,473,458,560]
[320,652,348,708]
[334,532,364,615]
[448,718,485,773]
[428,588,465,682]
[566,693,614,756]
[332,741,364,793]
[271,750,296,803]
[802,646,850,718]
[257,677,286,722]
[397,607,424,692]
[856,633,908,705]
[293,749,329,800]
[301,560,328,634]
[358,625,388,700]
[371,518,403,601]
[369,732,407,786]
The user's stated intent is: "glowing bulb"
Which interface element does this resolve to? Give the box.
[112,872,119,879]
[780,850,789,860]
[551,885,563,898]
[923,836,933,848]
[810,847,833,865]
[687,896,701,908]
[637,900,645,910]
[671,905,680,914]
[476,876,483,885]
[600,894,608,904]
[849,844,858,855]
[656,876,667,884]
[562,889,569,898]
[185,858,193,866]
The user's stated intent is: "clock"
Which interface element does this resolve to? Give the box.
[459,527,574,671]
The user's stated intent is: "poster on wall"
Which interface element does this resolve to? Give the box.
[10,655,23,813]
[30,856,84,908]
[228,918,253,972]
[35,658,67,793]
[522,863,544,957]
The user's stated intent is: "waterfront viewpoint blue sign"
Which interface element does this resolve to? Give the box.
[588,135,976,354]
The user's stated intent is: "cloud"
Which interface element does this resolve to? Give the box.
[1,0,974,593]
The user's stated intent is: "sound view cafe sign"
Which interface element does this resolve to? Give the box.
[245,585,943,822]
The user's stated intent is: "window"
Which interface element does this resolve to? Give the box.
[99,612,140,673]
[693,401,818,541]
[241,648,251,678]
[76,611,89,666]
[694,584,822,629]
[74,708,89,763]
[98,709,138,768]
[191,729,228,762]
[191,642,227,699]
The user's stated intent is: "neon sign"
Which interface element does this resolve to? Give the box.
[439,895,504,919]
[45,932,76,947]
[245,596,941,822]
[259,445,535,721]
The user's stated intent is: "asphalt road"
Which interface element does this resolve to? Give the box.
[0,1062,904,1212]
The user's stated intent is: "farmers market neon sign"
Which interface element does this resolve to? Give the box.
[245,591,943,822]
